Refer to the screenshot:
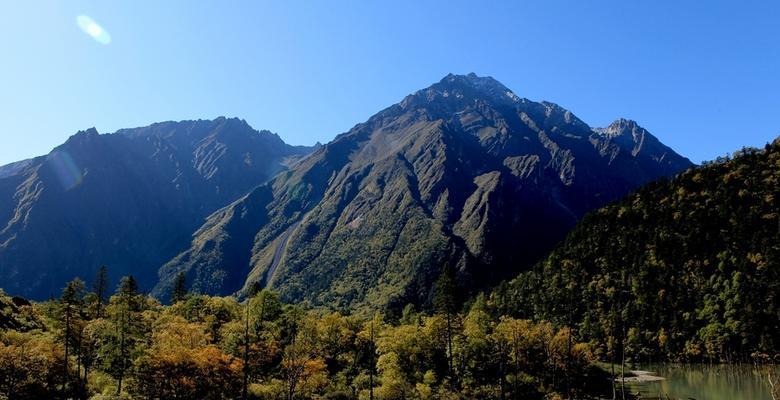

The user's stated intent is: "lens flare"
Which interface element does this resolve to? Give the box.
[76,15,111,45]
[48,151,84,190]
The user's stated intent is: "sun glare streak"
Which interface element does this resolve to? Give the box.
[48,151,84,190]
[76,15,111,45]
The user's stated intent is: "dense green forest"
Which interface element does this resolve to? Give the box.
[2,141,778,399]
[0,272,611,400]
[493,139,780,364]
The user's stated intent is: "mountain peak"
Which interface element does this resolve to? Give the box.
[214,116,251,128]
[593,119,693,168]
[607,118,641,132]
[592,118,643,138]
[61,127,100,147]
[0,117,318,300]
[400,73,522,111]
[72,127,100,138]
[440,72,499,85]
[155,74,693,310]
[438,73,516,99]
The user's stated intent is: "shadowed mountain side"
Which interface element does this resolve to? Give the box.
[157,74,693,312]
[0,118,316,299]
[496,138,780,361]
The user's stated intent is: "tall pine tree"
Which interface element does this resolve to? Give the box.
[171,272,188,304]
[59,278,86,395]
[92,265,108,318]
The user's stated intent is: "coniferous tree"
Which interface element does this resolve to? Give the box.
[0,282,610,399]
[171,272,188,304]
[433,268,458,382]
[110,275,142,396]
[59,278,86,395]
[500,140,780,364]
[242,283,262,400]
[92,265,108,318]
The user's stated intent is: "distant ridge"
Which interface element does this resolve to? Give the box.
[0,118,316,299]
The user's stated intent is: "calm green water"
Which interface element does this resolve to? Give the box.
[624,364,778,400]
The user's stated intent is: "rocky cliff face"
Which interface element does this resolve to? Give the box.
[0,118,314,299]
[158,74,693,312]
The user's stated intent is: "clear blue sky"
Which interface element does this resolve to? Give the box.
[1,1,778,165]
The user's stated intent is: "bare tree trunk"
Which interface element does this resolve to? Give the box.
[611,360,616,400]
[369,320,375,400]
[513,332,520,400]
[65,306,70,376]
[63,305,71,398]
[620,324,626,400]
[116,308,126,396]
[76,328,83,399]
[566,325,572,398]
[446,312,453,380]
[498,341,505,400]
[242,301,250,400]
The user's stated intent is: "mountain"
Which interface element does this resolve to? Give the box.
[157,73,693,312]
[0,117,315,299]
[494,139,780,361]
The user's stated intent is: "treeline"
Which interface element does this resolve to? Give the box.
[0,270,611,400]
[493,139,780,364]
[6,142,775,399]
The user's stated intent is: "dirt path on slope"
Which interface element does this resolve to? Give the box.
[264,220,302,288]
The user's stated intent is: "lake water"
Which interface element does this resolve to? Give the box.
[622,363,778,400]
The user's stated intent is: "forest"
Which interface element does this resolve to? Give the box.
[1,141,778,399]
[0,270,610,400]
[494,140,780,365]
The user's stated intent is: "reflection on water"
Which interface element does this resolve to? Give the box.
[627,364,778,400]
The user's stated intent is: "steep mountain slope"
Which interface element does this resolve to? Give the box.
[0,117,314,299]
[495,139,780,361]
[158,74,692,312]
